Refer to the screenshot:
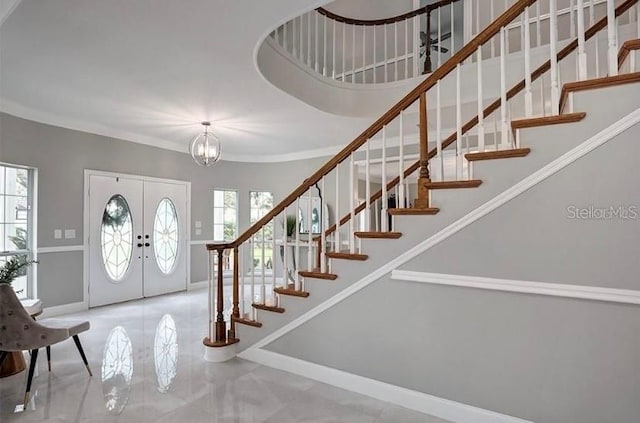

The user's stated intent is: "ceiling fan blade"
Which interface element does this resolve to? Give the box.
[431,45,449,53]
[439,32,452,41]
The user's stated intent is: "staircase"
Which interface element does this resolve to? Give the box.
[204,0,640,355]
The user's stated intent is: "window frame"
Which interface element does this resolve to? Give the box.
[212,188,239,243]
[0,162,37,300]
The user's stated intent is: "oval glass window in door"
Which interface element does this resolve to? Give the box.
[101,195,133,281]
[153,198,179,274]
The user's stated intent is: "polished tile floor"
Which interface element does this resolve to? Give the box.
[0,288,450,423]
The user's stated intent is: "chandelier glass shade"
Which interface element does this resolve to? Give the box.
[190,121,221,166]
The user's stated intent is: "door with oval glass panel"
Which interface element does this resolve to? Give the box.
[142,180,187,297]
[88,174,188,307]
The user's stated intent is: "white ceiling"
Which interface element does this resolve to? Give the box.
[0,0,382,162]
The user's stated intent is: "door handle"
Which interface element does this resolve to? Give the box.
[137,243,143,248]
[144,242,150,247]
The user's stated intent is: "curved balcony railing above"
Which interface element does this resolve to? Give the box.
[267,0,464,84]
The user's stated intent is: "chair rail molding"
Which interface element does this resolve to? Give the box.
[391,271,640,305]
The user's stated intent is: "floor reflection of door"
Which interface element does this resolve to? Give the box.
[88,173,188,308]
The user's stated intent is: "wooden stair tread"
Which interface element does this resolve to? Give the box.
[299,270,338,280]
[388,208,440,216]
[422,180,482,189]
[618,39,640,69]
[511,112,586,132]
[354,231,402,239]
[465,148,531,161]
[326,251,369,261]
[231,316,262,328]
[560,72,640,113]
[274,285,310,298]
[252,303,285,313]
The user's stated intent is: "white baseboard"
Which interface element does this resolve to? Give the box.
[392,271,640,305]
[188,280,208,290]
[40,301,87,318]
[239,348,534,423]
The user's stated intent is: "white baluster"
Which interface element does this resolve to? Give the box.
[405,19,409,80]
[591,0,600,78]
[500,26,510,146]
[436,80,444,179]
[315,13,320,73]
[323,16,328,77]
[570,0,576,39]
[607,0,618,76]
[456,63,463,179]
[505,0,510,53]
[282,205,288,288]
[384,23,389,82]
[637,3,640,39]
[550,0,560,115]
[365,139,371,231]
[320,176,327,272]
[577,0,587,80]
[307,189,312,271]
[524,6,533,116]
[342,23,346,81]
[475,0,480,36]
[536,1,542,47]
[398,111,405,208]
[332,20,336,79]
[373,25,378,83]
[477,46,485,151]
[352,25,356,82]
[335,164,340,255]
[349,153,355,253]
[239,244,245,317]
[438,7,442,68]
[465,132,472,179]
[261,227,266,304]
[414,15,419,77]
[300,16,304,62]
[283,20,288,53]
[295,197,301,291]
[271,218,276,295]
[250,238,256,317]
[451,2,456,59]
[307,13,312,67]
[394,22,399,81]
[363,25,367,83]
[381,126,388,232]
[491,0,496,57]
[292,18,297,59]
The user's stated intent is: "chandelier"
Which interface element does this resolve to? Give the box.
[190,121,221,166]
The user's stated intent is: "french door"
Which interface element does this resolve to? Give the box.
[88,174,188,307]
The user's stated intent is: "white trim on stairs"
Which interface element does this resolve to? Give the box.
[246,108,640,351]
[238,348,535,423]
[392,271,640,305]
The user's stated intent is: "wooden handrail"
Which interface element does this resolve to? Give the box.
[315,0,461,26]
[318,0,638,242]
[207,0,538,252]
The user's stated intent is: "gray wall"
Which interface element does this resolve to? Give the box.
[0,113,331,306]
[264,122,640,423]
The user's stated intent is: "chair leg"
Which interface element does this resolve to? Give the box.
[46,346,51,372]
[72,335,92,377]
[24,349,39,407]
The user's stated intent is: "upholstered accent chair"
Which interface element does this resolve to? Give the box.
[0,284,92,406]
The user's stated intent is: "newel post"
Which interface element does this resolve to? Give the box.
[214,248,226,342]
[414,92,431,209]
[229,247,239,340]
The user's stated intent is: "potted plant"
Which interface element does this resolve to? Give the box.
[0,256,37,289]
[284,215,297,238]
